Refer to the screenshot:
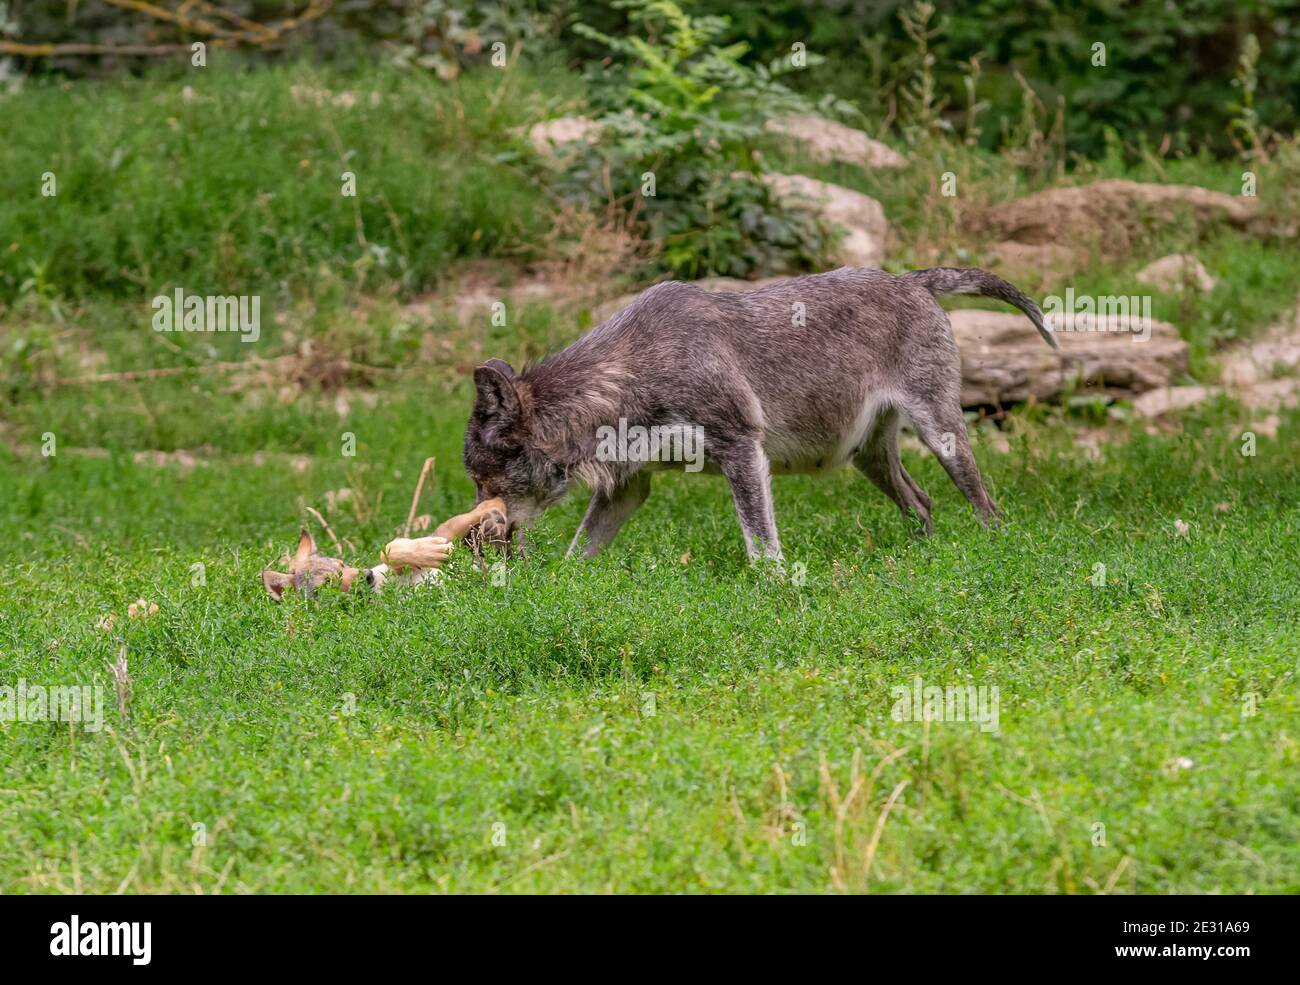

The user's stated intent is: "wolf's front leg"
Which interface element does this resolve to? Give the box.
[566,471,652,558]
[717,438,783,562]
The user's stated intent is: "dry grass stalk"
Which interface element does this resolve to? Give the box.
[110,648,133,720]
[403,457,436,538]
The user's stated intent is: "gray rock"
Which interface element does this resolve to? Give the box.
[1131,385,1218,418]
[761,173,888,268]
[527,116,602,161]
[1136,254,1218,293]
[969,180,1260,262]
[764,114,907,169]
[1220,299,1300,386]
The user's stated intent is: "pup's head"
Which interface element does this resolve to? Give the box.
[261,528,359,601]
[463,359,569,534]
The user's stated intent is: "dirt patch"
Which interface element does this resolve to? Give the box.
[399,206,648,331]
[982,241,1080,283]
[7,442,313,473]
[222,350,389,396]
[133,449,205,469]
[290,85,382,110]
[406,265,572,326]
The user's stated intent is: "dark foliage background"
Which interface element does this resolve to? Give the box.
[5,0,1298,160]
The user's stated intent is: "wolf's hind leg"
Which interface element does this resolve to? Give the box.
[902,398,1001,524]
[566,471,652,558]
[853,406,933,535]
[716,437,783,562]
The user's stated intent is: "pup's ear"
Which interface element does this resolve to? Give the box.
[473,360,522,427]
[262,570,293,601]
[290,527,316,571]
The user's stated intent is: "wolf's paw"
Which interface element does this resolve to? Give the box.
[468,508,510,554]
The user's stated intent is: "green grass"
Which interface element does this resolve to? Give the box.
[0,59,582,304]
[2,372,1297,893]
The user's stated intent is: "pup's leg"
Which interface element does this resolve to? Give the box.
[853,405,933,535]
[566,471,652,558]
[903,398,1001,524]
[716,437,783,561]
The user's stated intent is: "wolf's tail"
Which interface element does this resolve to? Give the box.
[902,267,1058,351]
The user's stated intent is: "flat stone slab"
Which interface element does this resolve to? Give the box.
[1220,299,1300,386]
[1131,385,1220,418]
[949,309,1188,406]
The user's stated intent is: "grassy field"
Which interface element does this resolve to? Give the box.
[2,375,1297,893]
[2,60,1298,894]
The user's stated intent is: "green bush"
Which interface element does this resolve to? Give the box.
[561,0,844,279]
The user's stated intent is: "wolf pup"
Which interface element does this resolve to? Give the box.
[463,266,1057,561]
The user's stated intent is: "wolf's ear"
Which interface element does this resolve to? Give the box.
[482,358,515,381]
[290,527,316,571]
[473,360,522,425]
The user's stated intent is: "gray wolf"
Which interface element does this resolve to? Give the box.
[463,266,1056,561]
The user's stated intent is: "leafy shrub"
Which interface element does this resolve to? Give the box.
[559,0,847,279]
[387,0,567,78]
